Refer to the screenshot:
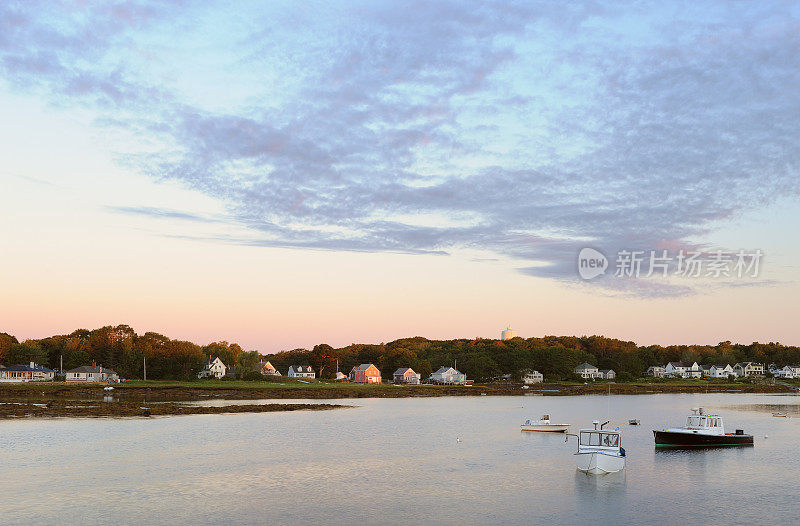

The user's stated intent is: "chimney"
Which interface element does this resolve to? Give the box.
[30,361,35,369]
[92,361,96,368]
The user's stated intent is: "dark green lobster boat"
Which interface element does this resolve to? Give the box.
[653,408,753,447]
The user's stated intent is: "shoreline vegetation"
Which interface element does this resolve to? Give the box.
[2,326,799,385]
[0,378,794,419]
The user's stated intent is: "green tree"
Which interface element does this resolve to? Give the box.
[236,351,261,378]
[8,340,48,365]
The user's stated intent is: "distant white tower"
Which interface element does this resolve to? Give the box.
[501,325,517,340]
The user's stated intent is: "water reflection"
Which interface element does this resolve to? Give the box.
[574,469,626,495]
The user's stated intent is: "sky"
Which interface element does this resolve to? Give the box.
[1,1,798,352]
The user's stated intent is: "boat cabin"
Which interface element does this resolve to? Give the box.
[682,408,725,434]
[579,430,621,448]
[573,421,623,452]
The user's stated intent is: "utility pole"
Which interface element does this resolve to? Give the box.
[60,354,63,375]
[143,355,147,381]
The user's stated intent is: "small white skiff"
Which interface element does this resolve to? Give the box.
[521,414,570,433]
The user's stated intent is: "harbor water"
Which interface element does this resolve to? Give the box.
[1,393,797,525]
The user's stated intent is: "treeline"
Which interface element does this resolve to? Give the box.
[265,336,800,382]
[0,325,259,380]
[2,326,799,382]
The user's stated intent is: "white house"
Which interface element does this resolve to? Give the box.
[708,364,734,378]
[733,362,764,378]
[334,371,348,381]
[774,365,800,379]
[599,369,616,380]
[501,326,517,340]
[523,370,544,384]
[430,367,466,385]
[288,365,315,378]
[65,364,120,383]
[646,365,666,378]
[198,357,227,379]
[665,362,701,378]
[574,363,600,379]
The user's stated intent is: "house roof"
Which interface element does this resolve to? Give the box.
[205,356,226,367]
[66,365,117,374]
[394,367,416,375]
[4,363,54,372]
[433,366,461,374]
[574,363,597,370]
[354,363,378,371]
[599,369,614,374]
[667,362,698,368]
[290,365,314,373]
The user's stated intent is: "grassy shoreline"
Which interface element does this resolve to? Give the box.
[0,378,792,398]
[0,379,791,418]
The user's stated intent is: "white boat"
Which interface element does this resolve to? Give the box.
[521,414,570,432]
[566,420,626,474]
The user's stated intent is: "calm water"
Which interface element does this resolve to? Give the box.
[1,393,798,525]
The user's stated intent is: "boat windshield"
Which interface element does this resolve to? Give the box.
[580,431,620,447]
[687,416,722,428]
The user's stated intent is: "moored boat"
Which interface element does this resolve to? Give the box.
[566,420,626,474]
[521,414,570,432]
[653,408,753,447]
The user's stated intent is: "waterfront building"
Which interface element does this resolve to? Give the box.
[260,360,281,376]
[430,366,466,384]
[350,363,382,384]
[774,365,800,379]
[198,357,227,379]
[574,363,600,379]
[0,362,55,382]
[393,367,421,384]
[599,369,616,380]
[288,365,315,378]
[334,371,348,381]
[733,362,764,378]
[65,364,120,383]
[522,370,543,384]
[646,366,666,378]
[501,326,518,340]
[664,362,701,378]
[708,364,734,378]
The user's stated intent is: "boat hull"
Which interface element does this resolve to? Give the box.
[575,452,625,474]
[653,430,753,447]
[521,424,570,432]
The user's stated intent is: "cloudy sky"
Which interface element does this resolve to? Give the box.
[2,1,798,351]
